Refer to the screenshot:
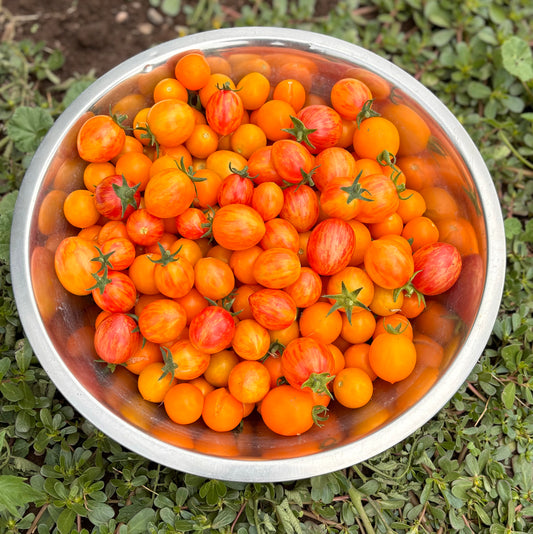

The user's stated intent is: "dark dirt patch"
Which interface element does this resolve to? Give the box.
[2,0,337,78]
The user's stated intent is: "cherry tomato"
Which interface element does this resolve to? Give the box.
[94,174,140,221]
[307,218,355,276]
[412,242,462,296]
[189,306,236,354]
[211,204,266,250]
[94,313,141,364]
[77,115,126,163]
[206,83,244,135]
[248,288,297,330]
[260,385,317,436]
[252,247,301,289]
[291,104,343,154]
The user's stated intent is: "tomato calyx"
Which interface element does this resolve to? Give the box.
[176,157,207,196]
[135,123,160,156]
[378,150,412,199]
[204,292,241,317]
[393,271,426,307]
[356,99,380,128]
[301,372,335,398]
[282,115,318,150]
[112,175,141,218]
[91,246,115,273]
[200,206,215,240]
[159,345,178,381]
[216,81,241,93]
[311,404,329,427]
[283,165,319,190]
[340,171,373,204]
[150,243,181,266]
[323,282,371,325]
[384,322,410,336]
[87,268,112,294]
[228,163,257,181]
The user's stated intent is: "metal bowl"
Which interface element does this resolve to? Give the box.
[11,27,506,482]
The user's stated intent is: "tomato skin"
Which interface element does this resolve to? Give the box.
[146,98,196,147]
[138,298,187,344]
[202,387,243,432]
[94,174,140,221]
[330,78,372,120]
[281,337,335,389]
[248,288,297,330]
[271,139,315,184]
[77,115,126,163]
[126,208,165,247]
[94,313,141,364]
[295,104,343,154]
[189,306,236,354]
[364,237,415,289]
[212,204,266,251]
[217,172,254,206]
[369,332,417,384]
[412,242,462,296]
[247,145,283,186]
[260,385,316,436]
[307,218,355,276]
[313,147,357,191]
[54,236,101,296]
[355,173,400,224]
[168,339,211,380]
[206,87,244,135]
[279,184,319,232]
[284,266,322,308]
[252,247,301,289]
[91,270,137,313]
[144,168,196,219]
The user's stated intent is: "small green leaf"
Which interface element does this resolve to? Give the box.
[501,382,516,410]
[0,476,45,517]
[467,81,492,100]
[501,36,533,82]
[423,0,451,27]
[161,0,181,16]
[6,106,54,152]
[126,508,157,533]
[63,79,94,107]
[504,217,522,240]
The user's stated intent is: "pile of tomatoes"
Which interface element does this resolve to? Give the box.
[53,50,464,437]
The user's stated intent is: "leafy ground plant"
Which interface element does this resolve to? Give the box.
[1,1,532,533]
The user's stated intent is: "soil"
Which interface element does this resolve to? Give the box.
[2,0,335,78]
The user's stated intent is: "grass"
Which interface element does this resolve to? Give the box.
[0,1,532,532]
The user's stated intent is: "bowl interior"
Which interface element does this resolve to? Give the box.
[12,28,505,481]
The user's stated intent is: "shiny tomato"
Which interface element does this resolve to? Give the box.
[313,147,357,191]
[412,242,462,296]
[369,332,416,384]
[189,306,236,354]
[307,218,355,276]
[355,173,400,224]
[168,339,211,380]
[99,237,136,271]
[126,208,165,247]
[54,236,101,296]
[248,288,297,330]
[283,266,322,308]
[271,139,315,184]
[330,78,372,120]
[260,218,300,252]
[333,367,373,409]
[175,207,208,240]
[94,313,141,364]
[364,236,415,289]
[281,336,335,395]
[146,98,195,147]
[290,104,343,153]
[246,145,283,186]
[144,168,196,219]
[164,382,204,425]
[94,174,140,221]
[206,84,244,135]
[77,115,126,163]
[194,256,235,300]
[217,168,255,206]
[251,181,284,221]
[211,204,266,250]
[279,184,319,232]
[138,298,187,344]
[231,319,270,361]
[202,387,243,432]
[260,385,317,436]
[153,251,195,299]
[91,270,137,313]
[228,360,271,403]
[252,247,301,289]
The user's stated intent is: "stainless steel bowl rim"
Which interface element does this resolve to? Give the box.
[11,27,506,482]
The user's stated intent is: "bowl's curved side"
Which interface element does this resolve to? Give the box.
[11,27,506,482]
